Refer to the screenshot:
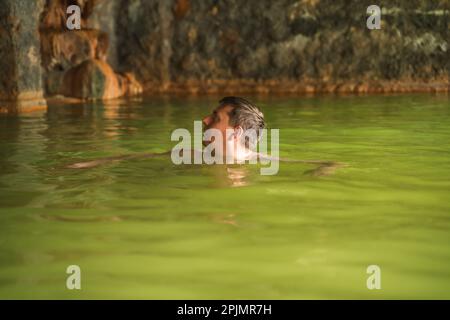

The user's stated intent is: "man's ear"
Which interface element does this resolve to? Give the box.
[226,126,243,141]
[233,126,244,140]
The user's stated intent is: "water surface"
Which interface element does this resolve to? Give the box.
[1,94,449,299]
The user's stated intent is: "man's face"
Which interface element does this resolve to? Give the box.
[202,105,234,148]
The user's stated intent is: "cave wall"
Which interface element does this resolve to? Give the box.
[87,0,120,69]
[115,0,449,93]
[39,0,142,100]
[0,0,448,113]
[0,0,47,113]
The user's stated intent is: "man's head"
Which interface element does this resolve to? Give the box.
[202,97,265,154]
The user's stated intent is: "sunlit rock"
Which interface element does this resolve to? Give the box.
[0,0,47,113]
[62,59,121,100]
[39,0,142,101]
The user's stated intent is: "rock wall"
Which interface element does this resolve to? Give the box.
[87,0,120,69]
[39,0,142,100]
[115,0,449,93]
[0,0,448,113]
[0,0,47,113]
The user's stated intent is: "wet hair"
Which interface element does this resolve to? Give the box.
[219,96,265,149]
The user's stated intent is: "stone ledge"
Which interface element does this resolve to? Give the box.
[0,98,47,115]
[142,79,450,95]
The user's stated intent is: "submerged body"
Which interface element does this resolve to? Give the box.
[67,96,346,175]
[66,149,346,176]
[3,95,450,299]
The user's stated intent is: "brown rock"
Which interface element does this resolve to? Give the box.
[62,59,121,100]
[117,72,143,96]
[40,29,108,71]
[174,0,190,20]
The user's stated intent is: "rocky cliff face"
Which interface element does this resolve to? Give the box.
[0,0,448,113]
[115,0,449,93]
[39,0,142,100]
[0,0,47,113]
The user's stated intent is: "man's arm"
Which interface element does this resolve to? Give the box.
[258,153,347,176]
[258,153,340,165]
[66,151,171,169]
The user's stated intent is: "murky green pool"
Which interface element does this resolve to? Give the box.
[1,94,449,299]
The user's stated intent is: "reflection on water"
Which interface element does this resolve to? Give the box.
[1,94,450,299]
[226,167,250,187]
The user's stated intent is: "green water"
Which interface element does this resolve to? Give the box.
[1,94,449,299]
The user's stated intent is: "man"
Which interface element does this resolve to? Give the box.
[202,96,265,161]
[67,96,344,176]
[68,96,266,168]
